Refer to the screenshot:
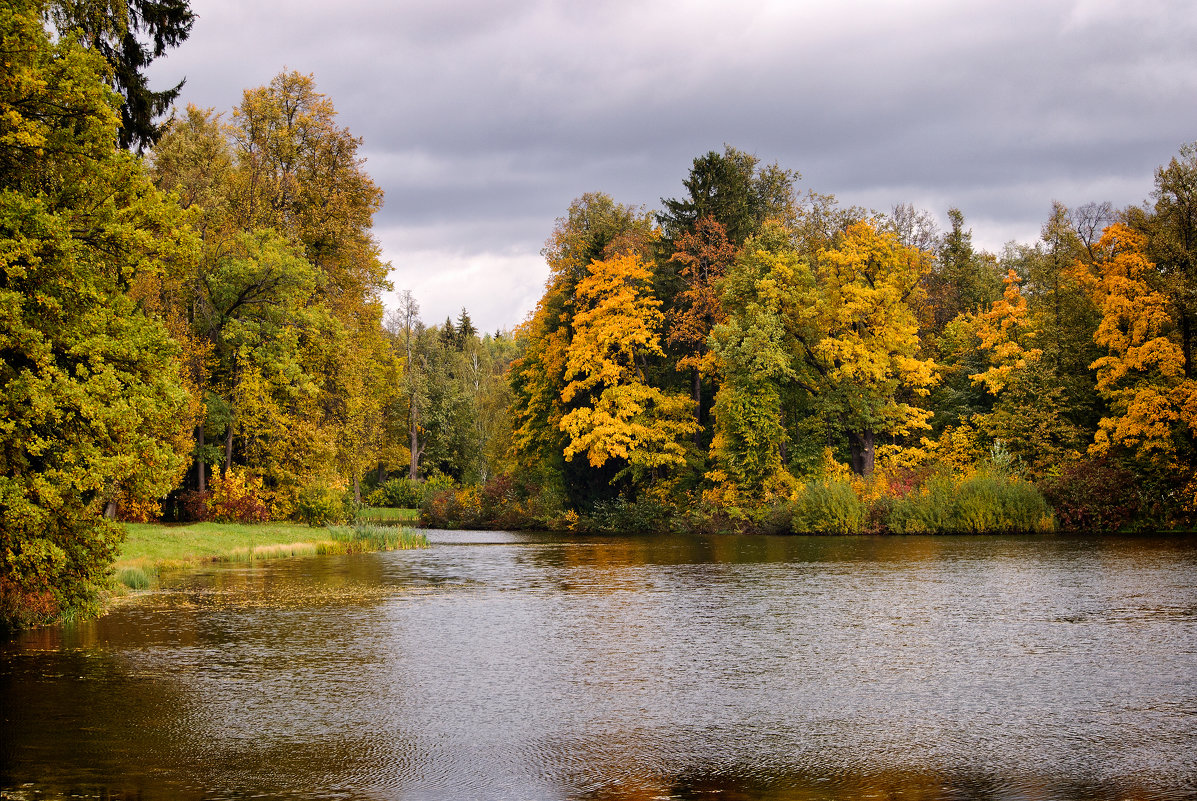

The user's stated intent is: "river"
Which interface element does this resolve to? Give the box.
[2,531,1195,800]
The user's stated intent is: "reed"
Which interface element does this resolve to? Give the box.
[887,471,1054,534]
[791,478,867,534]
[115,566,152,590]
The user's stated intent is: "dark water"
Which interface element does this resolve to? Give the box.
[2,532,1196,801]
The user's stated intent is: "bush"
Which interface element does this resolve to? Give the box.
[177,489,212,522]
[888,470,1054,534]
[368,477,426,509]
[886,472,957,534]
[591,496,675,534]
[791,478,866,534]
[295,483,350,527]
[1039,458,1139,532]
[207,470,271,523]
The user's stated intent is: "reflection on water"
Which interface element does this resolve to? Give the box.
[2,533,1195,800]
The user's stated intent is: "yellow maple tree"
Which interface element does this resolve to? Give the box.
[971,269,1042,394]
[1074,223,1197,464]
[560,253,697,475]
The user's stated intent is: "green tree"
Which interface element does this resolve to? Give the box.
[1,1,194,628]
[708,224,807,496]
[51,0,195,151]
[658,145,797,248]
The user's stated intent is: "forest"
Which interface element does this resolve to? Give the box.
[3,0,1197,629]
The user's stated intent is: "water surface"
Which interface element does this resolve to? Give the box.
[2,532,1195,800]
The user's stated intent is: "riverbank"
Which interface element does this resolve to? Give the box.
[112,521,428,591]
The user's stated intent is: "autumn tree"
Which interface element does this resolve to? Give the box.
[560,253,697,486]
[666,215,737,438]
[1143,142,1197,379]
[1,1,194,627]
[923,208,1002,331]
[50,0,195,151]
[151,74,393,510]
[806,221,938,476]
[509,193,656,506]
[1074,224,1197,471]
[969,270,1081,476]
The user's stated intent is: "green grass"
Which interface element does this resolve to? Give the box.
[115,521,428,590]
[355,506,419,524]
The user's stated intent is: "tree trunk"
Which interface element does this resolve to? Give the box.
[692,367,702,445]
[223,422,233,479]
[409,399,419,480]
[848,429,875,477]
[196,424,207,492]
[353,475,361,505]
[104,500,117,519]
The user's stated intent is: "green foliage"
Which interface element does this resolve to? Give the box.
[590,496,675,534]
[368,478,427,509]
[116,566,151,590]
[1,1,194,630]
[295,483,350,527]
[323,525,427,553]
[50,0,196,151]
[887,471,1054,534]
[790,479,867,534]
[420,475,566,530]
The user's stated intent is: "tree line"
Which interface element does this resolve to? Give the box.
[4,0,1196,630]
[500,145,1197,532]
[0,0,513,628]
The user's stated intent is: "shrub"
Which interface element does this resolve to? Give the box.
[886,472,957,534]
[295,483,350,527]
[207,470,271,523]
[1039,458,1139,532]
[888,470,1054,534]
[177,490,212,522]
[791,478,866,534]
[591,496,675,534]
[369,477,426,509]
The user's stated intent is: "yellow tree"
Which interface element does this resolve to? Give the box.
[970,269,1080,477]
[809,221,937,475]
[560,253,697,482]
[509,194,655,505]
[971,269,1042,394]
[1074,223,1197,467]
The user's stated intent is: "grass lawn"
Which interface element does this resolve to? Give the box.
[114,520,427,590]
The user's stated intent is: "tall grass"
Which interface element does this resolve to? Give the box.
[323,525,428,553]
[355,507,420,525]
[888,471,1054,534]
[113,521,429,592]
[791,478,867,534]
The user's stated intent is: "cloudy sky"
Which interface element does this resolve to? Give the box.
[148,0,1197,333]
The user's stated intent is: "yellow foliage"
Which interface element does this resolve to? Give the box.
[1076,224,1197,466]
[559,253,697,473]
[971,269,1042,394]
[929,423,988,473]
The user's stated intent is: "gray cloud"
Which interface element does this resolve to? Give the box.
[148,0,1197,331]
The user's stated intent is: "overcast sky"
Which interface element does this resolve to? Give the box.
[147,0,1197,333]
